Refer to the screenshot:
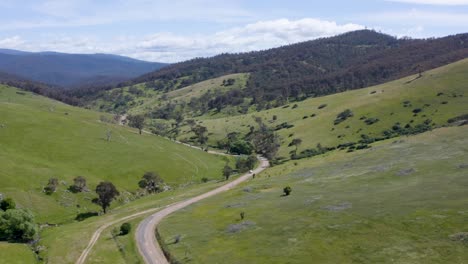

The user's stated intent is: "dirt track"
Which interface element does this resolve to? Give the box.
[135,157,269,264]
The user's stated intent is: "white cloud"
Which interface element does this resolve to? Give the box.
[387,0,468,5]
[134,18,364,62]
[0,36,25,48]
[0,18,364,62]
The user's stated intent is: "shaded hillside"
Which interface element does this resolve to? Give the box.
[0,71,80,105]
[0,50,167,88]
[84,30,468,110]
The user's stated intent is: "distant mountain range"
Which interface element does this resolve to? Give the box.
[0,49,167,88]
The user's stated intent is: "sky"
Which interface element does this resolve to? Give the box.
[0,0,467,62]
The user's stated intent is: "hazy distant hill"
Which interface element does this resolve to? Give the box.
[0,49,167,88]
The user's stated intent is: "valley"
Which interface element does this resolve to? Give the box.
[0,27,466,264]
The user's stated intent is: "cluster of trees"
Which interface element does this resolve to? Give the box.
[217,117,280,160]
[0,197,37,242]
[138,172,165,193]
[222,155,257,180]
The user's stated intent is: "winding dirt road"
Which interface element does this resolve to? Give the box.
[75,207,162,264]
[136,157,269,264]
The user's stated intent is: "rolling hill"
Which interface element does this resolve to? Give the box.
[78,30,468,110]
[0,83,240,262]
[0,49,167,88]
[0,84,228,223]
[173,59,468,157]
[148,52,468,264]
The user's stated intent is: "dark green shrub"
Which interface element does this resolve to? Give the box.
[318,104,327,109]
[120,222,131,235]
[283,186,292,196]
[334,109,353,125]
[0,198,15,211]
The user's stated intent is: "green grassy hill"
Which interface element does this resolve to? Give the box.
[154,59,468,263]
[159,125,468,263]
[87,73,249,116]
[0,85,227,223]
[177,59,468,156]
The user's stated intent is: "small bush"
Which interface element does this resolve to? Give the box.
[412,108,422,114]
[364,117,380,125]
[274,122,294,131]
[292,104,299,109]
[283,186,292,196]
[0,198,16,211]
[44,178,59,195]
[441,101,448,104]
[120,222,131,235]
[334,109,353,125]
[201,177,209,183]
[318,104,327,109]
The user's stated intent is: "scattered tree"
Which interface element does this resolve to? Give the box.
[93,182,119,213]
[191,125,208,146]
[44,178,59,195]
[128,114,145,134]
[283,186,292,196]
[223,165,233,180]
[106,129,112,142]
[289,138,302,156]
[70,176,88,193]
[240,211,245,220]
[138,172,164,193]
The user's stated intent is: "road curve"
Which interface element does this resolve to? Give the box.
[136,157,269,264]
[75,206,164,264]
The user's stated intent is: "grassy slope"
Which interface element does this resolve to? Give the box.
[0,85,236,263]
[86,215,145,264]
[88,73,249,115]
[0,85,227,223]
[40,181,232,263]
[181,59,468,156]
[159,125,468,263]
[166,73,249,101]
[0,242,37,264]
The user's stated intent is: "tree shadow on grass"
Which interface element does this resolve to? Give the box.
[75,212,99,221]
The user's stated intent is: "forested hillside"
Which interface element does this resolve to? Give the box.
[75,30,468,111]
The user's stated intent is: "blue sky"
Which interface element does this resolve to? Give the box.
[0,0,467,62]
